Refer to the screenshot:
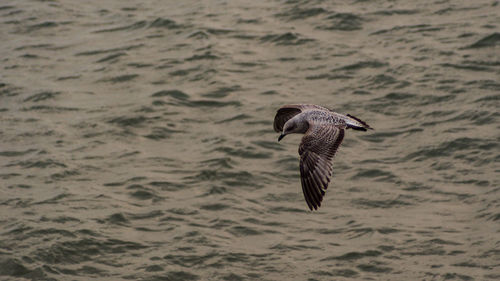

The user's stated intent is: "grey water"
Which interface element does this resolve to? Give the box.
[1,0,499,280]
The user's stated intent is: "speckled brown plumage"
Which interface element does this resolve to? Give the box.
[274,104,372,210]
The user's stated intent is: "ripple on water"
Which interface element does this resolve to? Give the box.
[74,44,144,56]
[214,146,271,159]
[21,105,80,113]
[7,184,31,189]
[181,99,242,108]
[148,181,185,191]
[199,157,235,169]
[50,169,80,180]
[313,269,359,278]
[0,149,37,157]
[105,213,130,225]
[318,12,365,31]
[151,89,189,100]
[108,116,148,127]
[98,74,139,84]
[202,86,241,98]
[32,238,147,265]
[6,159,66,169]
[351,168,398,182]
[260,32,314,45]
[371,24,439,36]
[333,60,388,72]
[404,137,498,162]
[351,198,412,209]
[227,225,262,237]
[185,51,220,61]
[466,32,500,48]
[199,203,231,211]
[163,252,218,268]
[215,114,251,124]
[23,91,60,102]
[276,7,327,20]
[93,21,148,33]
[270,243,321,252]
[184,169,259,189]
[152,88,241,108]
[357,263,393,273]
[161,271,200,281]
[127,184,162,201]
[322,250,383,261]
[25,21,60,33]
[0,258,51,280]
[95,52,127,63]
[144,126,183,140]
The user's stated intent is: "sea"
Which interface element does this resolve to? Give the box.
[1,0,499,280]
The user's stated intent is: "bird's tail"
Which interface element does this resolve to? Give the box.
[345,114,373,131]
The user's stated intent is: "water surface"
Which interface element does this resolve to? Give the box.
[1,0,499,280]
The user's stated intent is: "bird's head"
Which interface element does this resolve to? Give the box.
[278,119,307,142]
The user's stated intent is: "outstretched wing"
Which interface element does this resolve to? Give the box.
[273,104,329,132]
[298,125,344,210]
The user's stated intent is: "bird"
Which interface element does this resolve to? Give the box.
[274,104,372,210]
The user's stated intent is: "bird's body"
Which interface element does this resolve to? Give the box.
[274,104,371,210]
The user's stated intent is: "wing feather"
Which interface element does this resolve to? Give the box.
[299,125,344,210]
[274,107,301,133]
[300,167,314,210]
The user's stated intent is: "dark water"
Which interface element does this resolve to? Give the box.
[1,0,499,280]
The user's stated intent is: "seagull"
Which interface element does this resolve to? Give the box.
[274,104,372,210]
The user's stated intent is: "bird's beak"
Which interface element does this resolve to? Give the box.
[278,133,285,142]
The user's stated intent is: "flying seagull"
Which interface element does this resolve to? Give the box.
[274,104,372,210]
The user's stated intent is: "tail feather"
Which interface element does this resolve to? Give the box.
[346,114,372,131]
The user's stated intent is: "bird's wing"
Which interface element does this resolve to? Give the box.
[273,104,328,132]
[298,124,344,210]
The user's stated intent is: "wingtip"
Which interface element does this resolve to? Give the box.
[346,113,372,131]
[307,204,318,211]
